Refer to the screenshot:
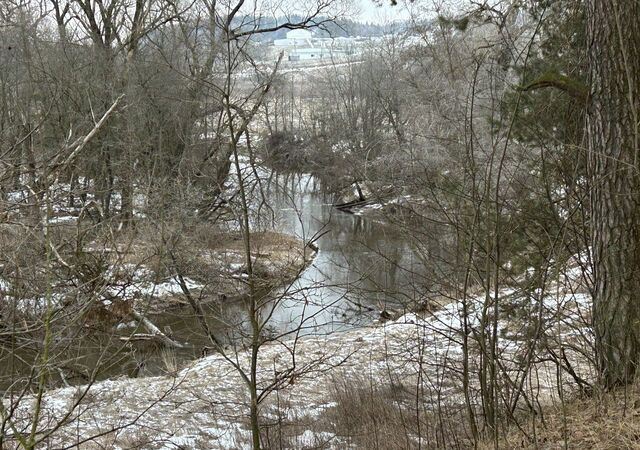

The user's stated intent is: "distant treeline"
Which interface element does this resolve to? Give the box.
[233,15,403,41]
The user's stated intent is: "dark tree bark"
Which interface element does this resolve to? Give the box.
[587,0,640,387]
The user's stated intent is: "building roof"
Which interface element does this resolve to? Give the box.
[286,29,312,40]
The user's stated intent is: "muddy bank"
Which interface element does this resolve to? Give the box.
[100,230,319,317]
[0,225,318,387]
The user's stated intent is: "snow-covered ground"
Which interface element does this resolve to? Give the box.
[6,277,593,449]
[1,164,594,449]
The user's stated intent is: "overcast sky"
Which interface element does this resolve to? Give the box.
[356,0,415,23]
[241,0,454,25]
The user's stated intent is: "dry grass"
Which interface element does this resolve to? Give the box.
[317,378,640,450]
[484,381,640,449]
[200,230,314,286]
[321,376,419,449]
[92,225,314,311]
[311,375,474,450]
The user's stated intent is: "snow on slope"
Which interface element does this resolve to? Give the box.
[6,282,593,449]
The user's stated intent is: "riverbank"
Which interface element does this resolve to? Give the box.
[98,229,318,316]
[6,276,593,448]
[0,215,318,384]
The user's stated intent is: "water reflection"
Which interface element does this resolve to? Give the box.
[0,169,429,385]
[261,171,423,335]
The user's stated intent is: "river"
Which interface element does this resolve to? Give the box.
[137,170,424,377]
[0,169,426,384]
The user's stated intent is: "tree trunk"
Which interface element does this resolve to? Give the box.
[587,0,640,387]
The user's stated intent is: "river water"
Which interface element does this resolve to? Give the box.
[0,170,426,384]
[135,171,425,377]
[257,172,422,331]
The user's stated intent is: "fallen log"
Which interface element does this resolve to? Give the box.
[130,309,184,349]
[334,198,373,212]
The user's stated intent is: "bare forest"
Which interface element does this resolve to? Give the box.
[0,0,638,448]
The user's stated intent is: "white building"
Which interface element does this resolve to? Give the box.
[272,29,359,63]
[273,29,313,47]
[288,47,329,61]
